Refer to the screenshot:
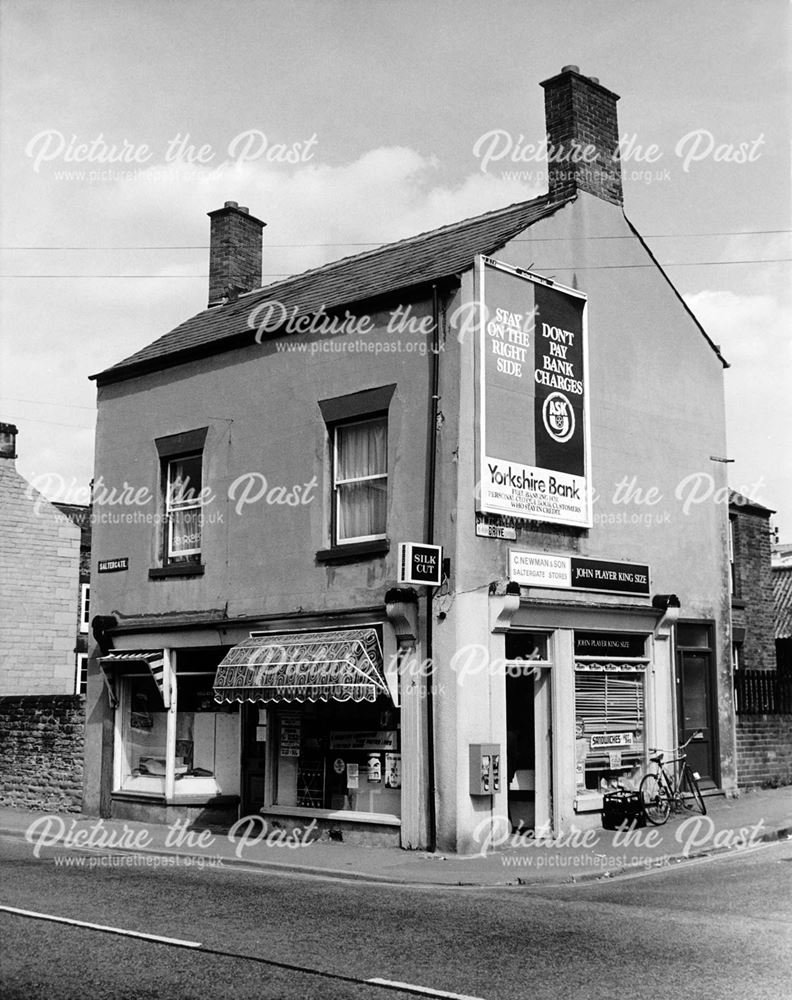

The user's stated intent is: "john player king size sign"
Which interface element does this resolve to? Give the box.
[477,256,591,527]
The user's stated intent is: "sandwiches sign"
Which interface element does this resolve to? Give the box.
[477,256,590,527]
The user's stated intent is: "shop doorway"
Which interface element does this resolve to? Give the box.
[507,672,535,830]
[241,703,267,814]
[505,632,553,833]
[676,623,719,788]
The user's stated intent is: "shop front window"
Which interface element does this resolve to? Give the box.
[118,674,168,793]
[114,654,239,799]
[174,674,240,797]
[574,667,646,793]
[273,697,401,818]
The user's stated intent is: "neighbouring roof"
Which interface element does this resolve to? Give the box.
[54,502,92,529]
[92,194,571,384]
[774,565,792,640]
[729,490,775,516]
[772,542,792,567]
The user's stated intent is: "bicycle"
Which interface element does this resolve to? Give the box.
[639,731,707,825]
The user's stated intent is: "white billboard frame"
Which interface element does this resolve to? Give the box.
[476,254,592,528]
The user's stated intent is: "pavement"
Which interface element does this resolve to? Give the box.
[2,786,791,887]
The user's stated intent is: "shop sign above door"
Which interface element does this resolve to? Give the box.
[509,550,650,596]
[398,543,443,587]
[575,631,648,658]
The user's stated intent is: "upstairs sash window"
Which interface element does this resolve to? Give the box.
[166,454,203,560]
[333,417,387,544]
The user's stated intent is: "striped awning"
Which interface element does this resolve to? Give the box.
[99,650,169,707]
[213,629,388,705]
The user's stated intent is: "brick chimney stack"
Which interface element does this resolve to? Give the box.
[540,66,622,206]
[207,201,266,307]
[0,422,18,460]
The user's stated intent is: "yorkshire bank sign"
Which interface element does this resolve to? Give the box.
[477,256,591,527]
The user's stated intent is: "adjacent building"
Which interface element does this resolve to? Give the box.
[85,67,735,852]
[0,423,81,695]
[54,502,93,694]
[729,491,776,674]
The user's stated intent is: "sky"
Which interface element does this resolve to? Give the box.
[1,0,790,536]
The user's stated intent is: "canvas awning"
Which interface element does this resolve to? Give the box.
[213,629,389,705]
[99,650,169,708]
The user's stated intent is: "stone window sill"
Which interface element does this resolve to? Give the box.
[315,540,389,564]
[149,563,205,579]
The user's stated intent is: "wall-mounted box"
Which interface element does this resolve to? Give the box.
[469,743,501,795]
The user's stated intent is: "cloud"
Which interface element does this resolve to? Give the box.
[2,148,539,500]
[684,289,790,364]
[684,289,792,530]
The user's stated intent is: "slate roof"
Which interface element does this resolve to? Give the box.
[92,194,571,384]
[774,565,792,640]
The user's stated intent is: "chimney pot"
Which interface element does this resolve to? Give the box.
[207,201,266,307]
[561,65,580,73]
[0,422,18,460]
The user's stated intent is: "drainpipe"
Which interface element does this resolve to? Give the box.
[424,283,442,851]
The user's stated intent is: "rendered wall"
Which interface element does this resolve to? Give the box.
[86,295,435,816]
[432,192,732,851]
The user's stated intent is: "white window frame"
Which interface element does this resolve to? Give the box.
[332,416,388,545]
[75,653,88,695]
[79,583,90,633]
[165,454,203,559]
[112,660,238,802]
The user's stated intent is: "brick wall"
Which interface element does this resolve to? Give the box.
[208,201,264,305]
[0,695,85,811]
[0,460,81,694]
[731,504,775,670]
[736,715,792,788]
[541,66,623,205]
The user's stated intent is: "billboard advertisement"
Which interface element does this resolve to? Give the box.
[477,255,590,526]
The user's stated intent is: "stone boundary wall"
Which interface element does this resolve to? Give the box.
[0,695,84,812]
[736,714,792,788]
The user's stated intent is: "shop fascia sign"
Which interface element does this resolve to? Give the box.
[509,550,651,597]
[398,542,443,587]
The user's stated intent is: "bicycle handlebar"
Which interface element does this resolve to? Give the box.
[648,731,702,755]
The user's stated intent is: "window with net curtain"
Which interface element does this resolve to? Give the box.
[334,417,387,543]
[166,454,203,560]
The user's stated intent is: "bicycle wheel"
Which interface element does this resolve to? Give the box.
[640,772,671,825]
[681,767,706,815]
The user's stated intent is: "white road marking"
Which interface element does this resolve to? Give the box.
[0,905,202,948]
[367,979,488,1000]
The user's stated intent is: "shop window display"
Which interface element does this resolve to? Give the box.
[115,665,239,798]
[273,697,400,817]
[574,668,645,792]
[118,675,168,793]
